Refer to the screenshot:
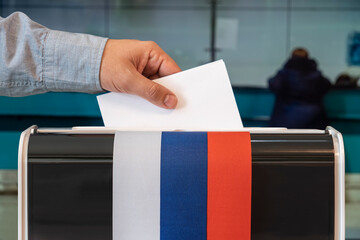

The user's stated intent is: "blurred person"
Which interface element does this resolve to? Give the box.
[268,48,331,129]
[334,73,357,89]
[341,65,360,85]
[0,12,180,109]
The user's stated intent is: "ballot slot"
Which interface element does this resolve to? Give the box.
[23,130,340,240]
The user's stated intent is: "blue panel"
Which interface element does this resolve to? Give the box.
[0,93,101,117]
[0,132,21,169]
[234,88,360,122]
[325,89,360,120]
[160,132,207,240]
[233,88,274,120]
[343,134,360,173]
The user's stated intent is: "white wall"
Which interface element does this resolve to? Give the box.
[217,0,360,86]
[2,0,360,86]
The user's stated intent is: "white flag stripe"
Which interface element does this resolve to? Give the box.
[113,131,161,240]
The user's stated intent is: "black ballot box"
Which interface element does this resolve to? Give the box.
[18,126,345,240]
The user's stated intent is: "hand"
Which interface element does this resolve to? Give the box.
[99,39,181,109]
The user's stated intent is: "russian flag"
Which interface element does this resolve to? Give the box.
[113,132,251,240]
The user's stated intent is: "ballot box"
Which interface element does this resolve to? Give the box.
[18,126,345,240]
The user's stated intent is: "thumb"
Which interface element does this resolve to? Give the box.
[131,72,178,109]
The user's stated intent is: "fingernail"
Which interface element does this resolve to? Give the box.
[164,94,177,109]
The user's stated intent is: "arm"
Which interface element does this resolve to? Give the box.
[0,12,106,96]
[0,12,179,109]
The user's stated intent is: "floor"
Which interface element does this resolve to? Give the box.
[347,202,360,239]
[0,195,17,240]
[1,171,360,240]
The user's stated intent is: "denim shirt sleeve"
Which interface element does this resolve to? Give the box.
[0,12,108,97]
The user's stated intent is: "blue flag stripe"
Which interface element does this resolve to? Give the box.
[161,132,208,240]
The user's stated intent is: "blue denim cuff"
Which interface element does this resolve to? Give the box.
[43,30,108,93]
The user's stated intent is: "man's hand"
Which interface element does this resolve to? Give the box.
[99,39,181,109]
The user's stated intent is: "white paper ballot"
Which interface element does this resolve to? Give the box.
[97,60,243,131]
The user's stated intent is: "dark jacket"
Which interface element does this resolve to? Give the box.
[268,57,331,129]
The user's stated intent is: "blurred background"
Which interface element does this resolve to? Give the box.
[0,0,360,239]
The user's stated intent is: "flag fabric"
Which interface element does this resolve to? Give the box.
[113,131,252,240]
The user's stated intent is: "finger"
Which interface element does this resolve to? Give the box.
[142,52,181,78]
[157,57,182,77]
[130,72,178,109]
[147,42,181,77]
[148,73,160,80]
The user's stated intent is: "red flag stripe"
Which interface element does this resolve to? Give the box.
[207,132,252,240]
